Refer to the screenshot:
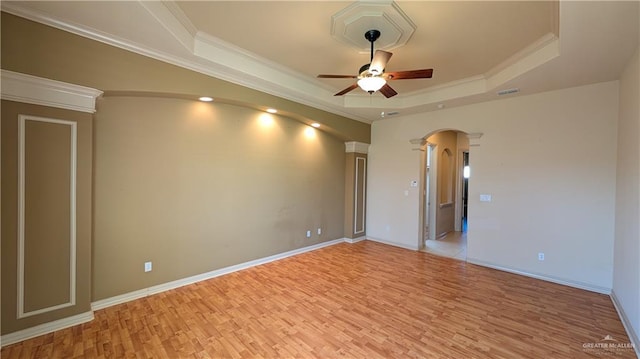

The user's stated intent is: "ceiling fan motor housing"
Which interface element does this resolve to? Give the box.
[358,63,371,75]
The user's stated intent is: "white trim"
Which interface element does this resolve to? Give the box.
[92,238,346,311]
[353,156,367,235]
[454,148,465,232]
[187,30,371,122]
[409,138,426,148]
[345,141,370,154]
[610,290,640,357]
[485,33,559,89]
[138,1,196,53]
[17,116,77,319]
[466,257,612,295]
[466,132,484,147]
[1,70,102,113]
[0,3,560,123]
[330,1,416,52]
[365,237,420,251]
[0,311,93,347]
[344,236,366,244]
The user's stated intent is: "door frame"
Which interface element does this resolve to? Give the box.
[419,141,437,248]
[454,149,467,231]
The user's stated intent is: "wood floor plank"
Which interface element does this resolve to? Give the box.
[2,241,636,358]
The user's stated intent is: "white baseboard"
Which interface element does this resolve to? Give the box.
[344,236,366,244]
[466,257,612,295]
[0,311,94,347]
[92,238,345,311]
[611,290,640,357]
[365,236,420,251]
[1,239,346,347]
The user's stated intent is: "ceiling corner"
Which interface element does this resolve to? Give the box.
[138,1,196,52]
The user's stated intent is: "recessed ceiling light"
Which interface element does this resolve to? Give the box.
[199,96,213,102]
[311,123,320,128]
[266,108,277,114]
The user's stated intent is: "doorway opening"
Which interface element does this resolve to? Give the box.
[420,130,468,260]
[462,151,469,233]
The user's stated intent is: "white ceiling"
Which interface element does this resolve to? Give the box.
[2,1,638,123]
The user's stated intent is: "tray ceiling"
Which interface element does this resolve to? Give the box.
[2,1,638,123]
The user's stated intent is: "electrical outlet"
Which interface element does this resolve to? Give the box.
[144,261,152,272]
[306,230,311,238]
[538,253,545,261]
[317,228,322,235]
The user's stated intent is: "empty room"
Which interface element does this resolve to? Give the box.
[1,1,638,358]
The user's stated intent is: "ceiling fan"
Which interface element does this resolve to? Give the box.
[317,29,434,98]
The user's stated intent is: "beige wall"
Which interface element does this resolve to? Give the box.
[613,47,639,344]
[23,120,72,312]
[367,81,619,290]
[93,96,345,300]
[1,100,93,334]
[0,12,370,144]
[1,11,361,334]
[344,152,367,239]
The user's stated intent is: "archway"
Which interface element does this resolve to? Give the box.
[417,129,470,260]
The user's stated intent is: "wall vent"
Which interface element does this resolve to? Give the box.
[497,88,520,96]
[381,111,401,118]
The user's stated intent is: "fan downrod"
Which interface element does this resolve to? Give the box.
[364,29,381,43]
[364,30,381,62]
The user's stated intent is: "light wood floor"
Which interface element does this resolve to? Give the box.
[2,241,635,358]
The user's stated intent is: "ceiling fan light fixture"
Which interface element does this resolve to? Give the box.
[357,76,386,93]
[318,29,432,98]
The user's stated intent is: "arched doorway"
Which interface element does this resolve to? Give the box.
[418,129,469,260]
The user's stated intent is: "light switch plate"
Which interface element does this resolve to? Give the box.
[480,194,492,202]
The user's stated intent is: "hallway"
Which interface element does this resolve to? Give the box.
[423,231,467,260]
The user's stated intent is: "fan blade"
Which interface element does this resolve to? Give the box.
[386,69,433,80]
[369,50,392,75]
[379,84,398,98]
[317,74,357,79]
[334,83,359,96]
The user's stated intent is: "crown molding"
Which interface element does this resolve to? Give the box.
[193,31,330,100]
[331,0,416,52]
[138,1,196,53]
[345,141,370,154]
[340,33,559,111]
[1,70,103,113]
[0,2,372,124]
[1,2,560,122]
[486,32,559,89]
